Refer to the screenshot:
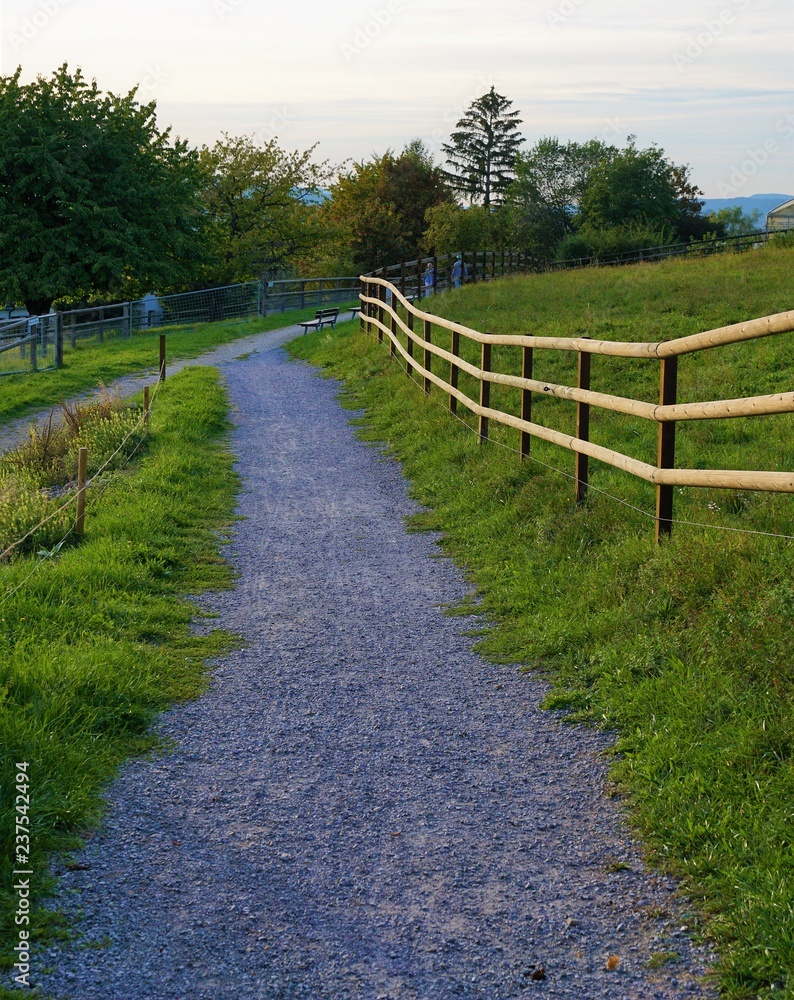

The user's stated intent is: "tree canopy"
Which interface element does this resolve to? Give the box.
[198,134,331,284]
[0,65,207,314]
[323,141,453,272]
[442,87,524,209]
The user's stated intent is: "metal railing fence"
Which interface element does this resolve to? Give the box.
[0,315,59,376]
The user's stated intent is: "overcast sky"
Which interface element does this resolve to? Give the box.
[2,0,792,196]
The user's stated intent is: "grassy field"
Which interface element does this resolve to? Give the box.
[0,367,238,993]
[290,245,794,998]
[0,306,326,429]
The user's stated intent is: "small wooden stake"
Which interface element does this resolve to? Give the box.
[159,334,166,382]
[143,385,150,426]
[75,447,88,537]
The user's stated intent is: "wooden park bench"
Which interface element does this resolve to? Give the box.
[298,307,340,334]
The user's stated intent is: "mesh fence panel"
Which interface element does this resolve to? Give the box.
[0,315,57,376]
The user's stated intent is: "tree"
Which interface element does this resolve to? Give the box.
[576,137,708,242]
[198,135,331,284]
[422,204,496,255]
[322,141,453,272]
[503,137,617,257]
[706,205,762,237]
[0,65,208,315]
[442,87,524,209]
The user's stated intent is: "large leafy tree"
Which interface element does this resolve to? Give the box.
[323,141,453,272]
[577,138,703,237]
[198,134,331,283]
[442,87,524,209]
[504,137,617,257]
[0,65,208,315]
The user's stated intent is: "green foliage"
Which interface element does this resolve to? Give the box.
[708,205,763,237]
[576,138,707,243]
[323,141,452,271]
[422,203,498,254]
[556,222,675,261]
[0,367,238,967]
[0,65,209,315]
[198,133,332,283]
[503,137,616,256]
[0,395,145,556]
[442,87,524,208]
[291,245,794,998]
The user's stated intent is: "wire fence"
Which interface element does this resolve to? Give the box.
[0,314,59,377]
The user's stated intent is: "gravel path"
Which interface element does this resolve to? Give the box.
[32,330,717,998]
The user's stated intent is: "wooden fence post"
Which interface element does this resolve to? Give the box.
[359,279,366,333]
[576,339,591,504]
[405,309,415,378]
[75,446,88,536]
[520,346,533,460]
[390,295,397,357]
[159,334,166,382]
[450,330,460,414]
[400,261,406,299]
[30,333,38,372]
[423,319,432,394]
[479,340,491,442]
[377,282,385,344]
[432,255,438,296]
[143,385,150,427]
[655,356,678,541]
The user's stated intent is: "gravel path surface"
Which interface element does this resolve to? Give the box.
[0,318,310,454]
[32,330,717,998]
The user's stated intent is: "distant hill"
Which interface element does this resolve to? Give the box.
[700,193,793,225]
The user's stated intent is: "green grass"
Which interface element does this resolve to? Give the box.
[290,246,794,998]
[0,307,320,429]
[0,366,239,990]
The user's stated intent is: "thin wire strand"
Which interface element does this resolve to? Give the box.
[0,383,160,561]
[382,322,794,543]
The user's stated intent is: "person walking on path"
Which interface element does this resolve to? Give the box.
[423,261,435,295]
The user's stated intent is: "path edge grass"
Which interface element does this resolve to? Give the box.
[0,366,241,995]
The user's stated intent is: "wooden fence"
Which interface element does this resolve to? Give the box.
[359,276,794,541]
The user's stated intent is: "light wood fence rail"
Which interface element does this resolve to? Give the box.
[359,276,794,541]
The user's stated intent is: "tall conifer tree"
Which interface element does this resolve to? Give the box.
[442,87,524,209]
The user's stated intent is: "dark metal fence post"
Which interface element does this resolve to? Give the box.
[656,356,678,541]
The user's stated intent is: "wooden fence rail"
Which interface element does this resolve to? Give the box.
[359,276,794,541]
